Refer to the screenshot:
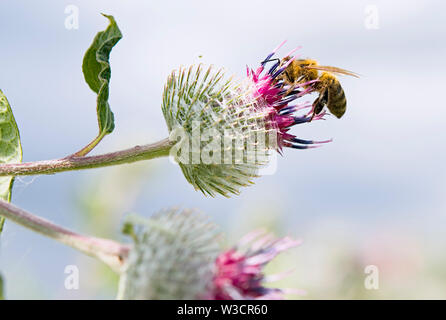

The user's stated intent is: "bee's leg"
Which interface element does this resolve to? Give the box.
[284,81,298,96]
[309,89,328,121]
[308,100,320,121]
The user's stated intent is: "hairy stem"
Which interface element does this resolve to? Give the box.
[0,138,173,177]
[0,200,130,272]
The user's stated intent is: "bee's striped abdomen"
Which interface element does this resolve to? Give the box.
[327,77,347,119]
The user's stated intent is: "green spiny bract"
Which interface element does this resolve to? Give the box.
[162,65,275,197]
[118,208,221,299]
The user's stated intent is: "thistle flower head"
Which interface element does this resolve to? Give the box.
[118,210,302,300]
[207,230,302,300]
[247,41,332,151]
[118,209,221,300]
[162,43,330,196]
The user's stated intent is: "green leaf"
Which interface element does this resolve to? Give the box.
[0,273,4,300]
[77,14,122,156]
[0,90,22,233]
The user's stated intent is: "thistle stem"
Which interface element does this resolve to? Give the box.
[0,138,173,177]
[0,200,130,272]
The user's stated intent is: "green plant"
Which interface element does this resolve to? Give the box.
[0,15,329,300]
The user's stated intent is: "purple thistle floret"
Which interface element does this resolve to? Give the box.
[207,230,303,300]
[247,41,332,152]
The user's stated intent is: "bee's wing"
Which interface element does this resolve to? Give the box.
[305,65,360,78]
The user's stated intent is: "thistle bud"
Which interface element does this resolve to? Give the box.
[118,209,221,300]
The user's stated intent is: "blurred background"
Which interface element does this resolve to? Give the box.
[0,0,445,299]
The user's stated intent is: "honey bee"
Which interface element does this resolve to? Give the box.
[276,58,359,119]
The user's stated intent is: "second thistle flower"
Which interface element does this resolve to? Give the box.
[118,209,301,300]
